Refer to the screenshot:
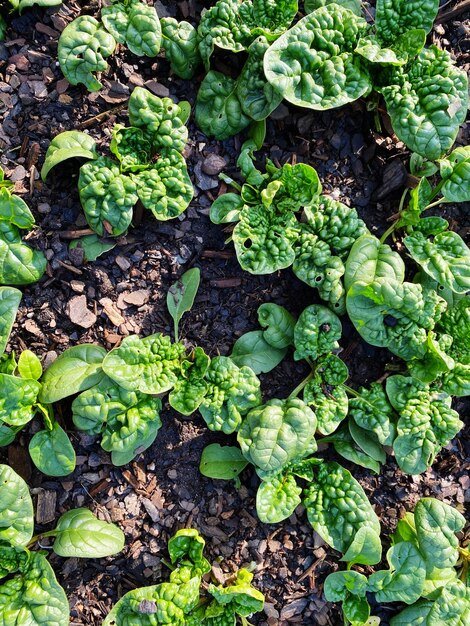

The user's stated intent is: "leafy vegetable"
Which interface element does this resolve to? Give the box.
[161,17,201,79]
[41,131,98,181]
[101,0,161,57]
[199,444,249,481]
[167,268,201,342]
[230,330,287,374]
[53,508,125,558]
[0,287,22,355]
[293,304,342,361]
[29,422,76,477]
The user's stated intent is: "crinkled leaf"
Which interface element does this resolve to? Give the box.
[41,131,97,180]
[355,37,406,66]
[161,18,201,79]
[349,382,396,445]
[128,87,189,153]
[414,497,465,571]
[53,508,125,558]
[379,47,468,160]
[257,303,295,349]
[426,581,470,625]
[58,15,116,91]
[237,35,283,121]
[404,231,470,294]
[39,344,107,404]
[210,193,244,225]
[200,444,248,480]
[390,601,433,626]
[0,552,69,626]
[264,5,372,110]
[29,423,76,477]
[195,71,251,140]
[441,362,470,397]
[345,233,405,292]
[293,304,342,361]
[0,287,21,355]
[256,474,302,523]
[316,354,349,386]
[230,330,287,374]
[304,461,381,554]
[208,568,264,618]
[110,125,151,173]
[346,278,446,360]
[387,375,463,474]
[407,331,455,384]
[367,542,426,604]
[238,398,317,473]
[168,528,211,576]
[78,157,138,236]
[169,348,210,416]
[200,356,261,434]
[304,377,348,435]
[375,0,439,44]
[0,373,40,427]
[103,3,161,57]
[324,570,368,602]
[0,464,33,547]
[233,203,299,274]
[440,146,470,203]
[103,333,186,395]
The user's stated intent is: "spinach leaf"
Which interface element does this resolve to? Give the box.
[0,464,34,547]
[0,287,21,355]
[53,508,125,558]
[293,304,342,361]
[199,444,249,480]
[29,422,76,477]
[166,268,200,342]
[161,18,201,79]
[230,330,287,374]
[256,474,302,523]
[41,131,98,180]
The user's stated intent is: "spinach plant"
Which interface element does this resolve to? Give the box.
[0,1,62,42]
[0,167,46,285]
[58,0,160,91]
[0,463,124,626]
[211,144,367,313]
[0,303,77,476]
[41,87,193,237]
[324,497,470,626]
[264,1,468,159]
[103,527,264,625]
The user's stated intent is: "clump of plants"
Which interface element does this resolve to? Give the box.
[0,168,46,286]
[104,528,265,625]
[0,463,124,625]
[41,86,193,237]
[324,497,470,625]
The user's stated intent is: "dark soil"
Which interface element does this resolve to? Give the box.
[0,1,469,625]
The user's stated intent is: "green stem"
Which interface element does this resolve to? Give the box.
[379,221,398,244]
[428,179,444,202]
[342,384,360,398]
[27,529,59,548]
[422,198,451,211]
[174,320,179,344]
[288,370,315,399]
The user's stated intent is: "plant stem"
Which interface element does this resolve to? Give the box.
[379,221,398,244]
[288,370,315,399]
[342,384,360,398]
[27,529,58,548]
[423,198,451,211]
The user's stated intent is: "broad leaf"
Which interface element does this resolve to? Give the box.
[0,464,34,547]
[41,131,97,180]
[0,287,21,355]
[256,474,302,523]
[167,268,200,342]
[29,423,76,477]
[200,444,248,480]
[230,330,287,374]
[53,508,125,558]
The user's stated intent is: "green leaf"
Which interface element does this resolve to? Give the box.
[78,157,138,236]
[110,125,151,173]
[199,356,261,434]
[367,542,426,604]
[340,525,383,566]
[414,497,465,570]
[390,601,434,626]
[102,333,186,395]
[69,234,116,262]
[346,278,447,360]
[343,595,371,625]
[208,569,265,618]
[18,0,63,9]
[258,303,295,349]
[111,418,161,467]
[161,18,201,79]
[256,474,302,523]
[17,350,42,380]
[304,461,381,554]
[39,344,107,404]
[168,528,211,576]
[166,268,200,343]
[426,581,470,625]
[195,71,251,140]
[355,37,407,66]
[324,570,368,602]
[0,187,35,229]
[0,424,19,447]
[349,420,386,464]
[410,152,438,178]
[404,231,470,294]
[124,3,161,57]
[127,87,189,153]
[210,193,244,225]
[293,304,342,361]
[0,222,47,285]
[0,464,33,547]
[168,348,210,416]
[0,373,40,427]
[304,378,348,436]
[375,0,439,44]
[305,0,362,14]
[325,425,382,474]
[200,444,248,480]
[0,552,69,626]
[132,150,193,221]
[238,398,317,473]
[348,382,396,445]
[0,287,21,355]
[230,330,287,374]
[41,131,97,181]
[264,5,372,110]
[58,15,116,92]
[29,423,76,477]
[344,233,405,292]
[379,47,468,160]
[53,508,125,558]
[440,146,470,203]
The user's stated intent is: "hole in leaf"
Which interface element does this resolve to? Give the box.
[244,239,253,249]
